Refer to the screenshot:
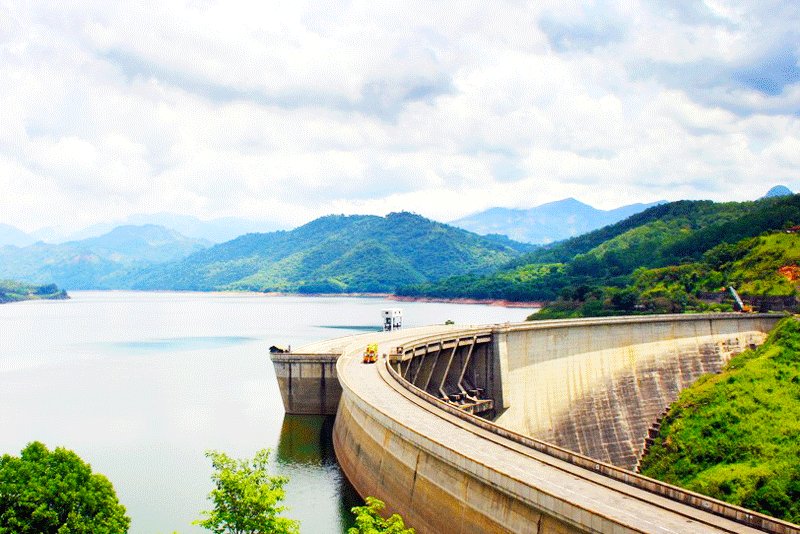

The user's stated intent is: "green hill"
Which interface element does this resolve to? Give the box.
[0,280,68,303]
[128,212,533,293]
[399,194,800,307]
[721,233,800,296]
[639,317,800,523]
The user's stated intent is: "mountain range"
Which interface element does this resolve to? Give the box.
[449,198,666,244]
[0,197,672,248]
[2,187,795,296]
[127,212,533,293]
[0,213,283,246]
[0,225,209,289]
[0,214,532,293]
[59,213,284,243]
[0,224,35,248]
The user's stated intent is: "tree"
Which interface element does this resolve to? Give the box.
[0,441,130,534]
[609,287,639,311]
[348,497,414,534]
[195,449,299,534]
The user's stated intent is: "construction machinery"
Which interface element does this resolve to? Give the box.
[362,343,378,364]
[728,286,753,312]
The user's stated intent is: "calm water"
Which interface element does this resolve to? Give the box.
[0,291,536,533]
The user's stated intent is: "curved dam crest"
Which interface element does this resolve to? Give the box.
[272,314,798,534]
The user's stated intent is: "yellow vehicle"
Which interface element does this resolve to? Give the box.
[363,343,378,364]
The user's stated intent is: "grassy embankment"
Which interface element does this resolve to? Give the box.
[639,317,800,523]
[0,280,68,304]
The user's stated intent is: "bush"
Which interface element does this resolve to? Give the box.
[348,497,414,534]
[195,449,299,534]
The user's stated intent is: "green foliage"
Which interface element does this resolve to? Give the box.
[724,233,800,296]
[0,441,130,533]
[195,449,299,534]
[0,280,68,304]
[640,318,800,523]
[348,497,414,534]
[297,278,347,294]
[398,263,566,302]
[531,226,800,318]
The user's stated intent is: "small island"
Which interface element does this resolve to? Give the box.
[0,280,69,304]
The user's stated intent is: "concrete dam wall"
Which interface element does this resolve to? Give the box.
[276,314,796,533]
[492,314,778,470]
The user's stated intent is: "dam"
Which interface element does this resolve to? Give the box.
[271,313,799,534]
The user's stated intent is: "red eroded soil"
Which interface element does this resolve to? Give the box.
[778,265,800,282]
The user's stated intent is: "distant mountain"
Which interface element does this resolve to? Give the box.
[128,212,534,293]
[46,213,284,244]
[450,198,666,244]
[763,185,793,198]
[69,225,212,263]
[0,225,209,289]
[0,224,35,247]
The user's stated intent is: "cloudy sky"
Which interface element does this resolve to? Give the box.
[1,1,799,233]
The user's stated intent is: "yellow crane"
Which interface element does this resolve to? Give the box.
[728,286,753,312]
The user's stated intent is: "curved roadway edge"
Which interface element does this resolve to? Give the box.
[327,317,799,534]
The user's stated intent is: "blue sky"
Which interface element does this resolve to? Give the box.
[1,1,798,233]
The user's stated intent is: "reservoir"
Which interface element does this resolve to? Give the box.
[0,291,535,533]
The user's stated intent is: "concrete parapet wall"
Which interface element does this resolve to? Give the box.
[493,314,782,469]
[334,375,589,533]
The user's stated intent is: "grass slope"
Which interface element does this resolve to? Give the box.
[531,229,800,319]
[639,317,800,523]
[725,233,800,296]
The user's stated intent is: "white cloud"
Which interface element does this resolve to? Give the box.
[0,0,797,233]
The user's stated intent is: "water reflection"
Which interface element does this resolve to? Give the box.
[275,415,362,533]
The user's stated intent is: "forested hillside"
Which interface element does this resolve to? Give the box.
[128,212,533,293]
[399,195,800,312]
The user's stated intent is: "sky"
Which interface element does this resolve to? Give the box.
[1,1,799,233]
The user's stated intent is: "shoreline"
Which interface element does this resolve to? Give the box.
[66,289,543,308]
[388,294,543,308]
[258,291,544,308]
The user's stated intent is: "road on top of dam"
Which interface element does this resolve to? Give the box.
[299,324,766,534]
